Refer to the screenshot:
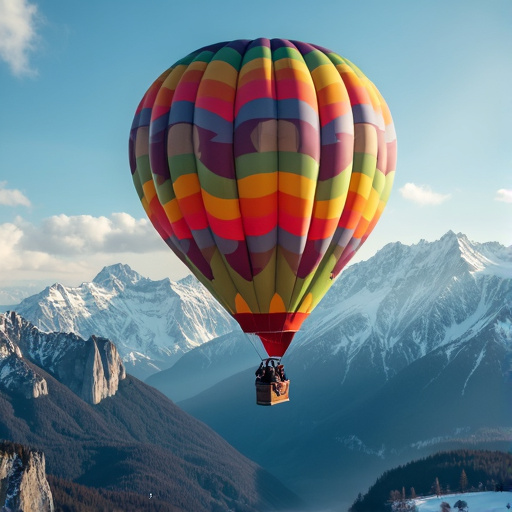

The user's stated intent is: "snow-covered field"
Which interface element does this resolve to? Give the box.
[415,491,512,511]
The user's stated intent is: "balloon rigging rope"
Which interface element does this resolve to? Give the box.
[243,332,267,362]
[243,332,286,364]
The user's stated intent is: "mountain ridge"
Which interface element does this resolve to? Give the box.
[13,265,238,379]
[0,315,303,511]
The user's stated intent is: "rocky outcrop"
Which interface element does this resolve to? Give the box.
[0,442,54,512]
[76,335,126,404]
[0,322,48,399]
[0,312,125,405]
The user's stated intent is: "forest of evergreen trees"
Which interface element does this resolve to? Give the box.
[349,450,512,512]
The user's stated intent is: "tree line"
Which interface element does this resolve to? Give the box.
[349,449,512,511]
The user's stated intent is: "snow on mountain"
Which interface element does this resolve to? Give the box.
[291,231,512,383]
[172,232,511,511]
[13,263,238,378]
[0,311,125,404]
[141,232,511,404]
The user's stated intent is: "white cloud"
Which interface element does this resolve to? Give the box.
[0,213,188,291]
[495,189,512,203]
[18,212,165,255]
[0,0,40,77]
[0,181,31,206]
[399,183,451,206]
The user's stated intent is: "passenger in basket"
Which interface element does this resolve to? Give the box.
[255,362,265,383]
[263,361,276,383]
[276,364,287,382]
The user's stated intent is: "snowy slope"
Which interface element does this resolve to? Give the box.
[415,491,512,511]
[154,232,511,403]
[14,264,238,378]
[289,231,512,385]
[174,232,512,512]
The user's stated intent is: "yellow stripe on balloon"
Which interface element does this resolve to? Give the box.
[185,60,209,73]
[274,59,313,84]
[237,173,278,198]
[202,60,238,86]
[239,57,272,78]
[201,190,241,220]
[311,64,343,90]
[348,172,373,197]
[312,196,345,219]
[297,293,313,314]
[159,64,189,91]
[142,180,157,203]
[279,172,316,199]
[173,173,201,199]
[361,187,380,221]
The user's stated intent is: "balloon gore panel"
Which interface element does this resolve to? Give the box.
[129,38,397,358]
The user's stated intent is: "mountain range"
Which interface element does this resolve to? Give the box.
[5,231,512,510]
[174,232,512,510]
[12,263,237,379]
[0,312,302,511]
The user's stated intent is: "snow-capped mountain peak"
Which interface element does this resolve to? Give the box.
[14,265,238,378]
[92,263,145,289]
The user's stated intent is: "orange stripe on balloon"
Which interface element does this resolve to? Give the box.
[279,192,313,217]
[316,83,350,107]
[150,197,174,236]
[162,198,183,223]
[151,88,174,120]
[197,79,235,100]
[202,190,241,220]
[338,70,371,106]
[351,192,368,213]
[238,65,273,88]
[353,217,370,238]
[240,195,277,217]
[275,67,315,87]
[238,173,277,198]
[235,293,252,314]
[269,293,286,313]
[173,173,201,199]
[275,79,318,109]
[319,101,350,126]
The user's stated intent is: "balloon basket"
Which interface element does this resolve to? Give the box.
[256,381,290,406]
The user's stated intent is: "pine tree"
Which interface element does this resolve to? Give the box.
[434,477,441,497]
[410,487,416,499]
[459,470,468,493]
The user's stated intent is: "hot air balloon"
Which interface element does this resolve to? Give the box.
[129,38,396,405]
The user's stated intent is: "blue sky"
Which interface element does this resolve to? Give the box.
[1,0,511,299]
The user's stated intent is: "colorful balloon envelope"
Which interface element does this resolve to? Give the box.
[129,38,397,359]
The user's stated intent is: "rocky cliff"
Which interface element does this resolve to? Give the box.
[0,442,54,512]
[0,312,125,404]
